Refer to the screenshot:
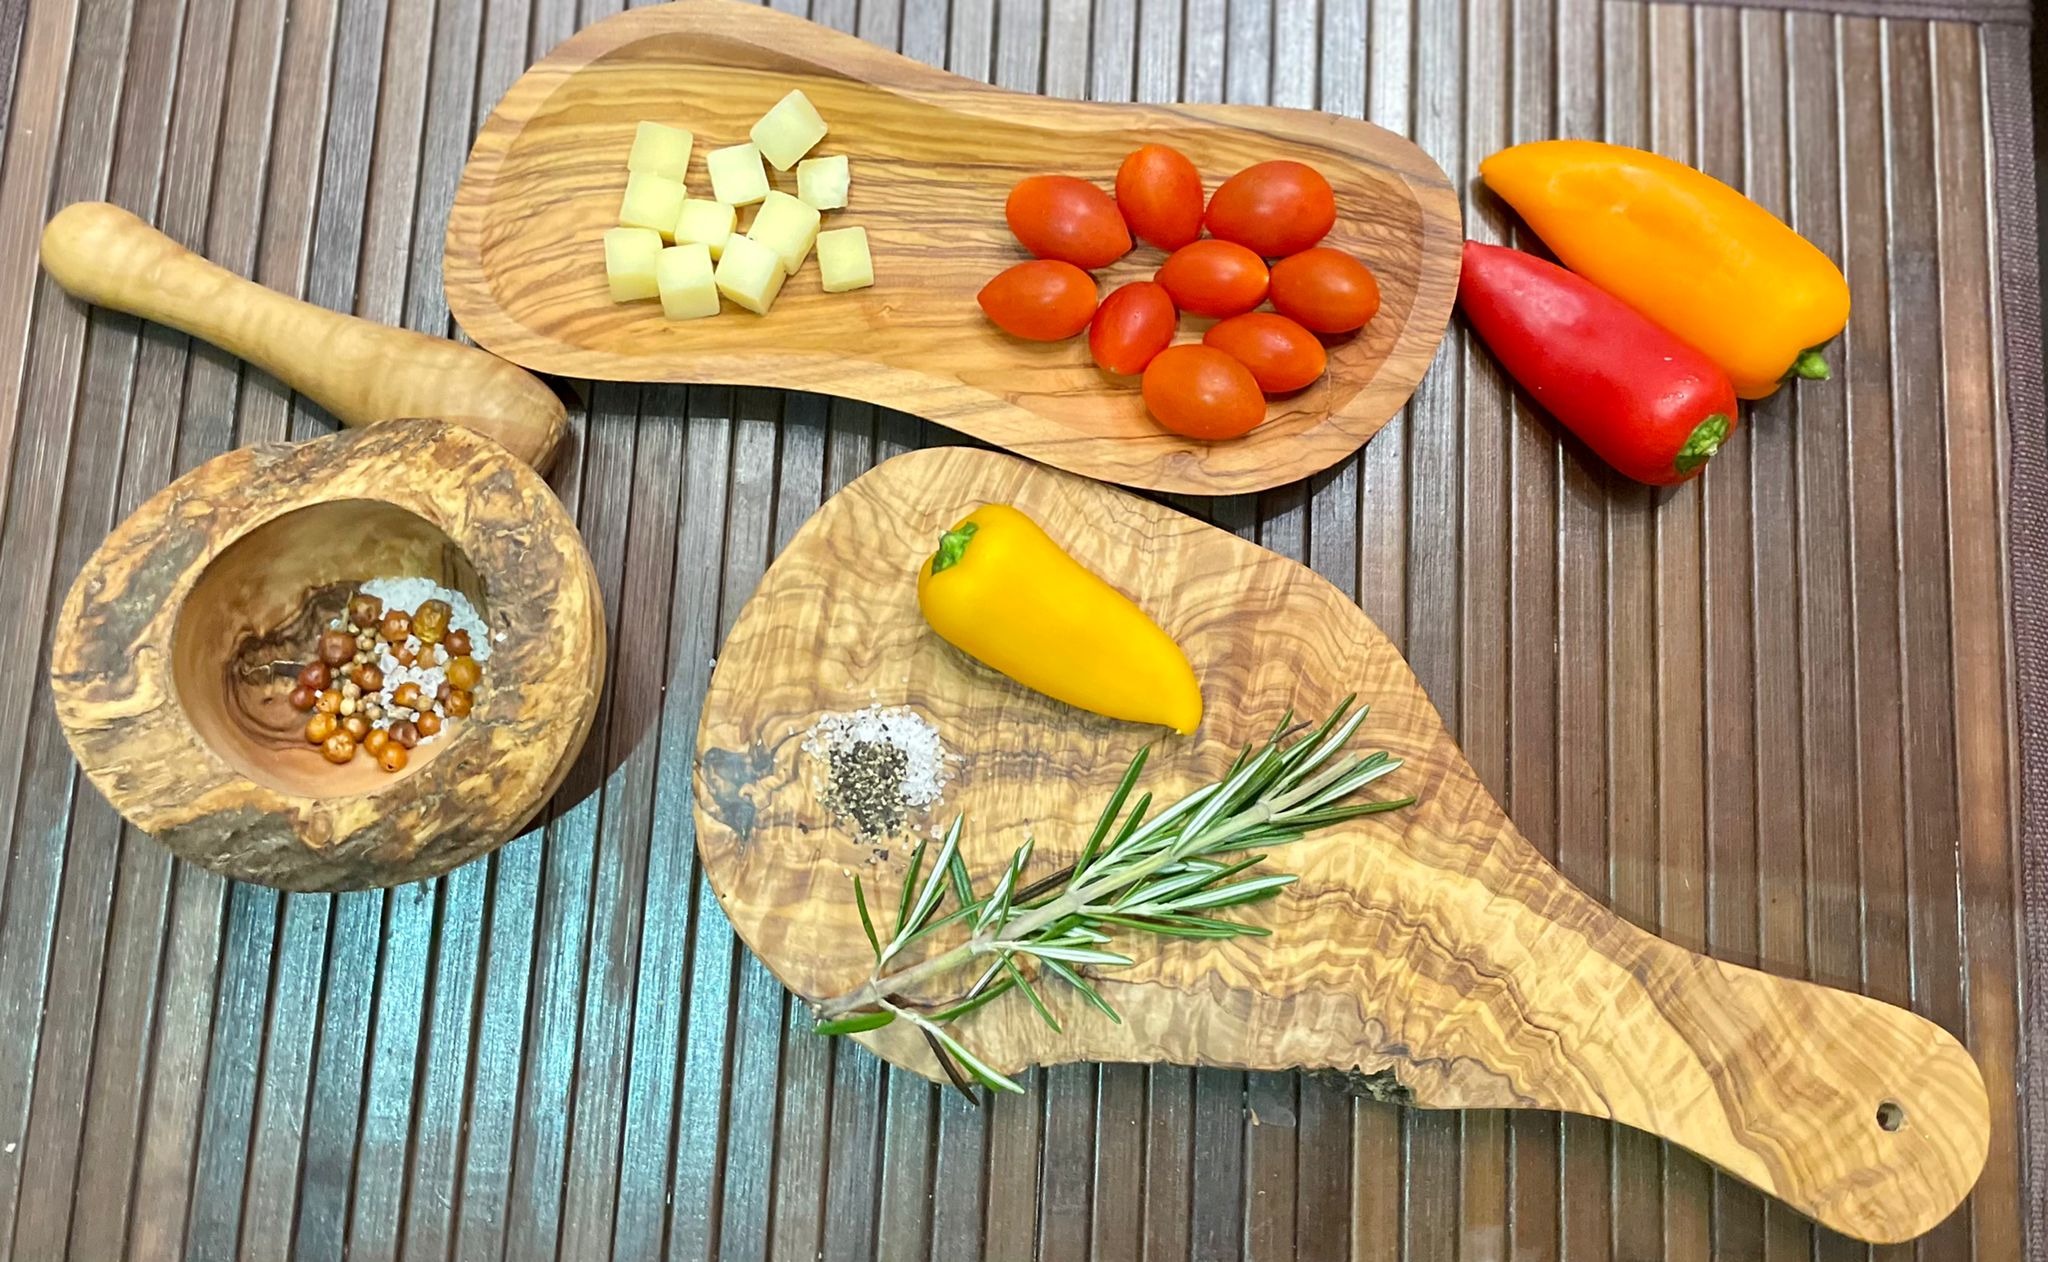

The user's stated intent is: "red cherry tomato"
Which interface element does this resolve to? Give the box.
[1089,281,1178,375]
[1141,345,1266,439]
[1005,175,1131,270]
[1202,312,1327,393]
[1269,247,1381,333]
[978,261,1099,340]
[1155,240,1269,319]
[1115,144,1204,251]
[1204,160,1336,258]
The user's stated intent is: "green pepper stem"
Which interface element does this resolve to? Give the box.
[1673,413,1730,477]
[1790,347,1831,381]
[929,522,979,575]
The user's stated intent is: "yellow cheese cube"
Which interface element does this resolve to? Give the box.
[749,89,828,170]
[714,233,787,315]
[796,155,849,210]
[815,226,873,293]
[674,199,738,257]
[627,121,693,181]
[748,190,821,274]
[603,227,663,302]
[656,243,720,320]
[619,171,688,240]
[706,143,770,206]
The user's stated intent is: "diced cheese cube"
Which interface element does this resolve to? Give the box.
[619,171,688,239]
[815,226,873,293]
[674,199,739,257]
[796,155,849,210]
[714,233,787,315]
[603,227,663,302]
[706,143,770,206]
[750,90,828,170]
[748,190,821,274]
[655,243,720,320]
[627,121,693,181]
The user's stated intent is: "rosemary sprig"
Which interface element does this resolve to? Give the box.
[812,697,1412,1099]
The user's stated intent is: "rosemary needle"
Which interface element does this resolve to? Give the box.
[812,697,1412,1099]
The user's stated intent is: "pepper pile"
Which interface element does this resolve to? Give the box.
[288,584,487,773]
[978,147,1381,442]
[1461,140,1851,486]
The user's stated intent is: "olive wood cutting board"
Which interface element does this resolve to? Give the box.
[444,0,1461,495]
[692,447,1988,1245]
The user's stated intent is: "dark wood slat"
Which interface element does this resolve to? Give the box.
[1929,24,2024,1262]
[0,2,195,1258]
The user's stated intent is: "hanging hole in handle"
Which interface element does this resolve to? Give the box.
[1875,1100,1907,1132]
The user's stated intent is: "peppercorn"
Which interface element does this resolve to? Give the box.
[355,664,383,692]
[296,661,331,691]
[444,629,472,657]
[306,712,338,743]
[341,714,370,741]
[416,711,443,738]
[435,682,451,704]
[394,645,416,667]
[348,593,384,627]
[391,681,423,711]
[288,685,318,711]
[412,599,451,645]
[390,719,421,749]
[363,729,391,757]
[443,688,473,717]
[319,629,355,666]
[379,610,412,642]
[322,731,357,764]
[446,656,482,691]
[378,743,409,773]
[314,689,343,715]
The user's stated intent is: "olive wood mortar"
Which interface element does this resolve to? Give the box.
[444,0,1462,496]
[693,447,1988,1245]
[50,419,604,891]
[41,202,568,472]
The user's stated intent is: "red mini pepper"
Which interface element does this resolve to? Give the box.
[1458,240,1738,486]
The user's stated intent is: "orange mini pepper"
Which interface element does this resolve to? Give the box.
[1479,140,1850,400]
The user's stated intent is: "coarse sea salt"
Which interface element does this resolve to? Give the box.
[801,705,954,839]
[358,576,491,661]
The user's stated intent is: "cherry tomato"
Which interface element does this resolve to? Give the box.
[1005,175,1131,270]
[1269,247,1381,333]
[1141,345,1266,439]
[1089,281,1178,375]
[1204,160,1336,258]
[1202,312,1327,393]
[1155,240,1269,319]
[1115,144,1204,251]
[978,260,1099,340]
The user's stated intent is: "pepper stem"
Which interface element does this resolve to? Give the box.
[1789,347,1832,381]
[1673,413,1730,477]
[929,522,980,575]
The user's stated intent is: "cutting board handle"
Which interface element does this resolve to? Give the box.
[1425,883,1990,1244]
[39,202,566,472]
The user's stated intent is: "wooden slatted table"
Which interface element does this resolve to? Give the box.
[0,1,2040,1259]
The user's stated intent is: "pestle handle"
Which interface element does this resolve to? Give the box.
[40,202,566,472]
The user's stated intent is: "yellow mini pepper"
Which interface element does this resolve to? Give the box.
[1479,139,1850,400]
[916,504,1202,734]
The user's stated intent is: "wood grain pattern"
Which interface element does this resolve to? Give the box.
[443,0,1463,495]
[48,420,604,890]
[39,202,569,471]
[693,446,1989,1245]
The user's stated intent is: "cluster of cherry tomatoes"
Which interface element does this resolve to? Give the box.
[977,145,1382,440]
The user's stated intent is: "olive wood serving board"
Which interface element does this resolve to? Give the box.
[692,447,1988,1245]
[444,0,1461,495]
